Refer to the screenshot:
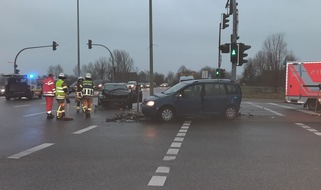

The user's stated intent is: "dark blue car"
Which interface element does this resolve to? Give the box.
[141,79,242,122]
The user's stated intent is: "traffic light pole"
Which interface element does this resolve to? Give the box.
[231,0,237,81]
[13,43,58,74]
[218,22,222,69]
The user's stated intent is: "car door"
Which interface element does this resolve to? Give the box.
[174,84,203,116]
[202,83,227,114]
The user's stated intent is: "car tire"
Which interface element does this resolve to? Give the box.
[28,92,34,100]
[158,106,175,122]
[224,106,238,120]
[307,99,320,110]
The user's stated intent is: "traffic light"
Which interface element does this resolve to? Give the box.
[220,69,226,78]
[215,68,220,78]
[14,64,19,74]
[238,43,251,66]
[222,13,229,29]
[52,41,58,51]
[88,39,92,49]
[219,43,230,53]
[230,43,238,64]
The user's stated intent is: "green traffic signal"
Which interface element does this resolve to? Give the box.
[230,43,238,64]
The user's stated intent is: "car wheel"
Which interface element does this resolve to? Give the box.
[158,106,175,122]
[224,106,237,120]
[307,99,320,110]
[28,92,34,100]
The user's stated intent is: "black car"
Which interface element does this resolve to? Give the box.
[98,83,142,109]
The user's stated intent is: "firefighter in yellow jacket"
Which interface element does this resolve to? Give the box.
[82,73,94,118]
[55,73,73,120]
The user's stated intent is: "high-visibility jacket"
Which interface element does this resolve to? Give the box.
[42,77,55,97]
[82,80,94,97]
[55,79,68,100]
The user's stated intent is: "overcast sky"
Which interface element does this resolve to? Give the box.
[1,0,320,77]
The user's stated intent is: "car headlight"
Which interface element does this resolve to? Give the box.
[146,101,155,106]
[1,89,4,93]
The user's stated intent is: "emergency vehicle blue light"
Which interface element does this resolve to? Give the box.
[28,74,35,79]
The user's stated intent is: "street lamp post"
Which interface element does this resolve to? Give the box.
[77,0,80,77]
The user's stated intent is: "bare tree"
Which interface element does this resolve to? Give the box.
[113,50,134,73]
[240,33,298,88]
[47,64,64,78]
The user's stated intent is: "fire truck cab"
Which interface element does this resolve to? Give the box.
[285,61,321,110]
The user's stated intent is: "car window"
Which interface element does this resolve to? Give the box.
[181,84,202,98]
[225,84,238,95]
[204,83,226,96]
[163,82,187,94]
[104,84,127,90]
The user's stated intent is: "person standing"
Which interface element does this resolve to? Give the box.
[74,76,84,112]
[55,73,72,120]
[42,74,55,119]
[82,73,94,118]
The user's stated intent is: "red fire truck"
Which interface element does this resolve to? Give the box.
[285,61,321,110]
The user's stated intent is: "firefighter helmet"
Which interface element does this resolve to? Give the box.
[85,73,92,79]
[77,76,84,81]
[58,73,66,79]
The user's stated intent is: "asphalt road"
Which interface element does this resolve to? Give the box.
[1,92,321,190]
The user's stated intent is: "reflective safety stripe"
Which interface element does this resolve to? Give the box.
[82,88,94,96]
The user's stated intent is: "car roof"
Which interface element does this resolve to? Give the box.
[183,78,236,84]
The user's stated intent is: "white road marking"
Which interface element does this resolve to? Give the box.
[174,137,184,142]
[24,112,47,117]
[7,143,54,159]
[148,120,191,187]
[14,104,30,108]
[314,132,321,136]
[166,148,179,155]
[170,142,182,148]
[245,102,284,116]
[73,125,97,134]
[177,133,186,137]
[269,103,320,115]
[148,176,167,186]
[155,166,170,173]
[163,156,176,161]
[307,129,318,132]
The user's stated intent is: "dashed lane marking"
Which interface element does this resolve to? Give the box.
[7,143,54,159]
[14,104,30,108]
[148,120,191,187]
[73,125,97,134]
[148,176,167,186]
